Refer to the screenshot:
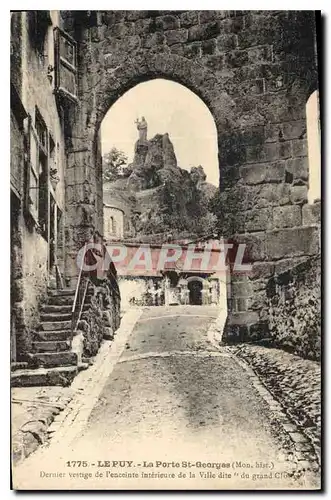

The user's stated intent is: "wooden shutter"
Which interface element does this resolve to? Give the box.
[54,27,78,103]
[24,116,39,223]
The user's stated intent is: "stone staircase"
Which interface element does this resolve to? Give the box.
[11,288,90,387]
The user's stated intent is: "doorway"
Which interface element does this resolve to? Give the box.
[188,279,203,305]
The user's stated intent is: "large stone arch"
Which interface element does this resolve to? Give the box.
[63,10,319,342]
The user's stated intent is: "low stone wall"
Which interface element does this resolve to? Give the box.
[78,278,121,359]
[266,256,321,360]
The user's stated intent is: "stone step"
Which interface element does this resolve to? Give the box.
[41,304,73,314]
[32,340,71,353]
[29,351,78,368]
[47,294,92,306]
[11,366,78,387]
[47,288,76,297]
[40,312,72,322]
[11,362,29,372]
[47,295,75,306]
[40,320,71,331]
[41,304,90,314]
[34,330,71,342]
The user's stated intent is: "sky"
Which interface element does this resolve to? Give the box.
[100,79,219,186]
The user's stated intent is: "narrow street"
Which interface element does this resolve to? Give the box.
[13,306,318,490]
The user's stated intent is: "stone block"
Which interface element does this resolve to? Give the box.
[247,45,273,63]
[203,54,226,72]
[236,78,265,96]
[170,43,184,56]
[256,184,290,208]
[216,34,238,52]
[246,142,291,163]
[233,232,266,261]
[264,162,284,184]
[264,123,283,143]
[141,32,165,48]
[111,22,135,38]
[188,21,221,42]
[292,138,308,157]
[236,297,248,312]
[164,28,188,46]
[126,11,149,22]
[180,11,199,28]
[231,280,253,297]
[220,16,244,34]
[202,39,217,55]
[240,126,265,146]
[183,42,201,58]
[240,163,267,185]
[285,157,309,181]
[273,205,302,229]
[302,202,321,226]
[226,49,249,68]
[134,18,155,34]
[245,207,273,232]
[155,15,180,31]
[249,262,275,280]
[290,186,308,205]
[273,256,309,275]
[199,11,227,24]
[282,120,306,140]
[265,226,320,260]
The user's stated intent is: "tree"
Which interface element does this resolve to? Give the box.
[102,147,128,182]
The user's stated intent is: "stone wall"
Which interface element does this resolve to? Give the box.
[266,256,321,360]
[61,10,319,335]
[78,276,121,358]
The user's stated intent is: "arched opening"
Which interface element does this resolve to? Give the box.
[99,78,220,241]
[93,77,227,316]
[188,279,203,305]
[101,78,219,187]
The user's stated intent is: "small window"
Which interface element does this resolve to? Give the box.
[54,27,78,103]
[29,11,52,59]
[109,216,115,234]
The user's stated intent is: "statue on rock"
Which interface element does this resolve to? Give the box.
[135,116,148,141]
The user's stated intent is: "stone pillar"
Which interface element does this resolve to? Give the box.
[65,129,100,286]
[202,281,210,305]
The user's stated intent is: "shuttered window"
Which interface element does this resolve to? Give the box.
[54,27,78,103]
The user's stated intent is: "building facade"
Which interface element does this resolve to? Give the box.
[11,11,69,361]
[10,11,120,376]
[103,205,124,240]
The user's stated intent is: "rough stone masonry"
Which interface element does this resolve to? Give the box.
[60,10,320,341]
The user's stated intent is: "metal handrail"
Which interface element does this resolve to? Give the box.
[71,242,88,338]
[70,240,121,337]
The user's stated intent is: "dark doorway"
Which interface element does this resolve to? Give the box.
[188,280,203,305]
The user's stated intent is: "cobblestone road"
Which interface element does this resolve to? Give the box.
[13,306,319,490]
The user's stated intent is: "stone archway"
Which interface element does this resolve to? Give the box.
[63,11,319,344]
[66,52,224,269]
[187,276,205,305]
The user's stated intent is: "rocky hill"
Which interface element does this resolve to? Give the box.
[103,133,218,240]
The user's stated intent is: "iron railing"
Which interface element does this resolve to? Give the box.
[71,243,89,338]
